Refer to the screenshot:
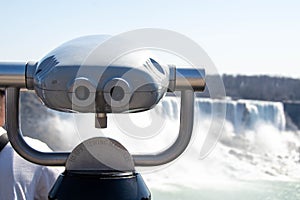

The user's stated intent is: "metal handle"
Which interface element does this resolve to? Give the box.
[0,62,27,87]
[6,87,69,166]
[175,68,205,91]
[168,66,205,92]
[133,90,194,166]
[6,87,195,167]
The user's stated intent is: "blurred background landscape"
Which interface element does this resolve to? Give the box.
[1,0,300,199]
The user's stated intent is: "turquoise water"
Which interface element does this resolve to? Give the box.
[150,180,300,200]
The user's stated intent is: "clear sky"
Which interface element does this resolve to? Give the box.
[0,0,299,77]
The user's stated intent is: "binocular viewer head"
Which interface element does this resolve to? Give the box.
[26,35,205,114]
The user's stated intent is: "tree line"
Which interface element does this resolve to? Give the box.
[198,75,300,102]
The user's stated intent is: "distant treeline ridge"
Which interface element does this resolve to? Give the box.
[199,75,300,102]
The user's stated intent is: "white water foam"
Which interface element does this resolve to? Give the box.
[24,95,300,185]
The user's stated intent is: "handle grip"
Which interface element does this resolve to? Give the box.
[6,87,195,167]
[0,62,26,87]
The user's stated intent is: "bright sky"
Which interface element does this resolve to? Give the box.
[0,0,299,77]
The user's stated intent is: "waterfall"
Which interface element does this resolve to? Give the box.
[156,96,287,132]
[197,98,286,132]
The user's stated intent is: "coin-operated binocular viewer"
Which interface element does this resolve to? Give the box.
[0,35,205,200]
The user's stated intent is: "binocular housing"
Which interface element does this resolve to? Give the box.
[23,36,205,114]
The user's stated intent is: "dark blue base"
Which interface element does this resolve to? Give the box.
[49,171,151,200]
